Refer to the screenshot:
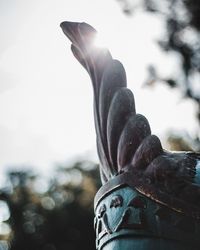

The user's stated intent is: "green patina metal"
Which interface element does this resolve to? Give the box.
[95,184,200,250]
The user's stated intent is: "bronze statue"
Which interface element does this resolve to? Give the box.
[60,21,200,250]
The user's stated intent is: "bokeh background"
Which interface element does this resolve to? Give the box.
[0,0,199,249]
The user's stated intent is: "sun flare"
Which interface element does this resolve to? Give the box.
[93,33,110,49]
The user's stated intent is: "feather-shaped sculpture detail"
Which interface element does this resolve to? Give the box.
[60,21,200,219]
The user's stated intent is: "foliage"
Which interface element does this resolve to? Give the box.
[116,0,200,126]
[166,130,200,151]
[0,161,100,250]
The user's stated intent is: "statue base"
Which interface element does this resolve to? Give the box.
[94,174,200,250]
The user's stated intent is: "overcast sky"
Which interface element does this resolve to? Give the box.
[0,0,198,178]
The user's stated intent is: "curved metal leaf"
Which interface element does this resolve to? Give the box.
[107,88,136,171]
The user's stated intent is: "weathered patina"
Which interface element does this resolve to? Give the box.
[60,21,200,250]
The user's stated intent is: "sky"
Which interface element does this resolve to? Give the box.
[0,0,199,178]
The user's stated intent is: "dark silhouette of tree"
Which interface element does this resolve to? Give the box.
[116,0,200,126]
[0,161,100,250]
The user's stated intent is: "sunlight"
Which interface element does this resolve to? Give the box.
[93,33,110,49]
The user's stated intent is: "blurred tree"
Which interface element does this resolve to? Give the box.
[116,0,200,126]
[0,161,100,250]
[166,130,200,151]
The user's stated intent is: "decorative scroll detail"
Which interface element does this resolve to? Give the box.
[61,21,200,219]
[94,193,148,240]
[115,196,147,231]
[110,195,123,208]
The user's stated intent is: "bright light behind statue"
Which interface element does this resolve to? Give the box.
[93,33,109,49]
